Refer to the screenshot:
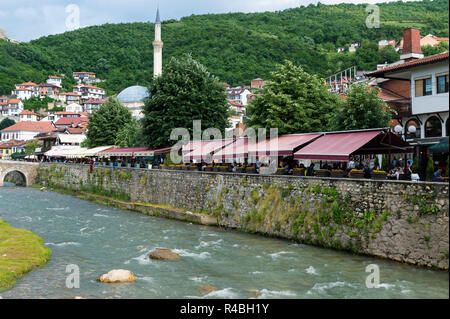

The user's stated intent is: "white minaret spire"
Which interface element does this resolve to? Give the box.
[153,7,163,78]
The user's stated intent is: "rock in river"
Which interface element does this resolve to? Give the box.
[97,269,136,283]
[149,248,180,261]
[199,285,217,294]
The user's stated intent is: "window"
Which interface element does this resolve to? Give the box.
[425,116,442,138]
[415,77,432,97]
[437,74,449,94]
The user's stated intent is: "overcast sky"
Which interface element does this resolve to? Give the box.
[0,0,420,42]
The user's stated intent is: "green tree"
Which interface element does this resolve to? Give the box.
[422,41,449,57]
[142,54,229,149]
[115,119,140,148]
[381,154,388,171]
[377,45,400,64]
[85,97,133,148]
[331,83,394,131]
[24,140,40,155]
[426,156,435,181]
[247,60,340,135]
[0,118,15,130]
[23,96,54,113]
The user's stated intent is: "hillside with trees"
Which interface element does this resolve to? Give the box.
[0,0,448,95]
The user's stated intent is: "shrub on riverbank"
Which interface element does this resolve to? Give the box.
[0,219,51,291]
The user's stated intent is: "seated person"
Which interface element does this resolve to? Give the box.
[432,168,444,182]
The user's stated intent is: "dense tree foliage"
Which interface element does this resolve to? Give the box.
[114,118,141,148]
[330,83,394,131]
[0,0,448,95]
[22,96,61,113]
[422,41,449,57]
[247,60,341,135]
[0,118,15,130]
[85,97,133,148]
[142,54,229,149]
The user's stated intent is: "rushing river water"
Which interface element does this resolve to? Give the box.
[0,185,448,299]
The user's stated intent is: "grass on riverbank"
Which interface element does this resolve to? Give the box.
[0,219,51,291]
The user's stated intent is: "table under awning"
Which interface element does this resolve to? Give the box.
[294,129,413,161]
[183,139,235,161]
[212,138,256,160]
[249,133,322,157]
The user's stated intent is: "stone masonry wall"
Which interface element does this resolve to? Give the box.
[36,163,449,270]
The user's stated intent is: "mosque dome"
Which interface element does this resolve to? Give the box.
[117,86,150,103]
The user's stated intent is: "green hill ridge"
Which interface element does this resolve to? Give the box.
[0,0,448,96]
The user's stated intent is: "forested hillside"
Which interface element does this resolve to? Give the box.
[0,0,448,96]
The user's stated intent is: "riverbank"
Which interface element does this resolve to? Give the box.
[35,164,449,270]
[0,219,51,291]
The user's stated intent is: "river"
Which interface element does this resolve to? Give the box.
[0,185,448,299]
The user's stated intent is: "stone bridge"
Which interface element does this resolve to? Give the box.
[0,160,39,187]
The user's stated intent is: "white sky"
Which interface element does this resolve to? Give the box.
[0,0,422,42]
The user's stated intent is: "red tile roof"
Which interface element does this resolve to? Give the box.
[65,127,85,134]
[83,99,105,104]
[19,110,38,116]
[228,100,245,107]
[8,99,20,104]
[54,117,89,126]
[59,92,79,96]
[366,52,449,77]
[49,76,62,79]
[1,121,55,133]
[17,82,38,87]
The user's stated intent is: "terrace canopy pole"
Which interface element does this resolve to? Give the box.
[388,131,392,170]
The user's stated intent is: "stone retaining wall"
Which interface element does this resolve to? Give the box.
[36,163,449,270]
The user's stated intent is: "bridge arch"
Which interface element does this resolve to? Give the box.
[2,170,27,186]
[0,161,39,187]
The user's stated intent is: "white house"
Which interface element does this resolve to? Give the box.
[57,92,80,103]
[47,76,62,88]
[1,99,24,117]
[13,82,39,100]
[73,85,106,101]
[65,103,84,113]
[226,87,252,106]
[19,110,39,122]
[83,99,105,114]
[0,121,55,142]
[367,27,449,180]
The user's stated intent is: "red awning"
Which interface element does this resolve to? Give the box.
[99,147,149,157]
[213,138,256,160]
[294,130,412,161]
[183,139,235,161]
[249,133,322,157]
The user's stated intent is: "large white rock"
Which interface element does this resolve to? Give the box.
[97,269,136,283]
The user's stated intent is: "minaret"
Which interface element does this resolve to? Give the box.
[153,8,163,77]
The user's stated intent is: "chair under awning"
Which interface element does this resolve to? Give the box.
[294,129,413,161]
[249,133,322,157]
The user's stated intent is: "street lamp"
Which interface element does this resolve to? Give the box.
[394,124,417,176]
